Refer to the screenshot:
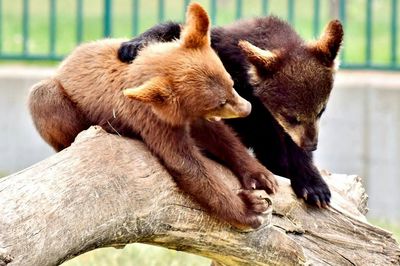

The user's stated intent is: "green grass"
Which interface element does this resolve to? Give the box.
[62,243,210,266]
[1,0,399,66]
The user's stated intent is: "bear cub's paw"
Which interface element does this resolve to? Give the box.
[240,165,278,194]
[291,176,331,208]
[233,190,271,230]
[118,40,144,63]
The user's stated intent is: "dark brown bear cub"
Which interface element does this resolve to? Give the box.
[28,3,277,229]
[118,16,343,208]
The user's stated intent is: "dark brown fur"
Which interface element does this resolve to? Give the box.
[236,19,343,150]
[28,3,277,229]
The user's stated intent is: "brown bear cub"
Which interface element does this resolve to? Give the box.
[118,15,343,208]
[28,3,277,229]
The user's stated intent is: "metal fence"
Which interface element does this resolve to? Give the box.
[0,0,398,70]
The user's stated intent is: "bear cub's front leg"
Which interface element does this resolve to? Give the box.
[190,119,278,194]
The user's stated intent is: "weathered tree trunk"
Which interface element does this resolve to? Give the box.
[0,126,399,266]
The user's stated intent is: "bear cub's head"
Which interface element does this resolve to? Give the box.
[124,3,251,126]
[239,20,343,151]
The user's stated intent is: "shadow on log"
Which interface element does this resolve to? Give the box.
[0,126,399,265]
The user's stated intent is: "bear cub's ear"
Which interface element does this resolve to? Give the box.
[307,19,344,67]
[180,2,211,49]
[123,76,172,104]
[238,40,282,77]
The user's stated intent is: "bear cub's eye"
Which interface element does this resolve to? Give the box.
[285,115,301,126]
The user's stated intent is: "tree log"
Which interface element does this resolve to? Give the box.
[0,126,399,266]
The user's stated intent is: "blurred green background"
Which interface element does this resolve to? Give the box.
[0,0,399,68]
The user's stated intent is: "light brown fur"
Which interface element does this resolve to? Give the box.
[28,3,277,229]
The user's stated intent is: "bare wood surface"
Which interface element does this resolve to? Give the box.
[0,126,399,266]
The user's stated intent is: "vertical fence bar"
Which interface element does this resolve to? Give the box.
[104,0,112,37]
[235,0,242,19]
[339,0,346,62]
[76,0,83,44]
[339,0,346,25]
[158,0,164,22]
[0,0,3,52]
[366,0,372,66]
[132,0,139,36]
[210,0,217,25]
[287,0,294,25]
[49,0,56,55]
[261,0,268,16]
[22,0,29,54]
[313,0,320,37]
[391,0,398,66]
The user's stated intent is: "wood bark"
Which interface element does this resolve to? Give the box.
[0,126,399,266]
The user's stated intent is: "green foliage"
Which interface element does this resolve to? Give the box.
[62,243,210,266]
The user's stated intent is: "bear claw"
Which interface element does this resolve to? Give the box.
[292,177,331,208]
